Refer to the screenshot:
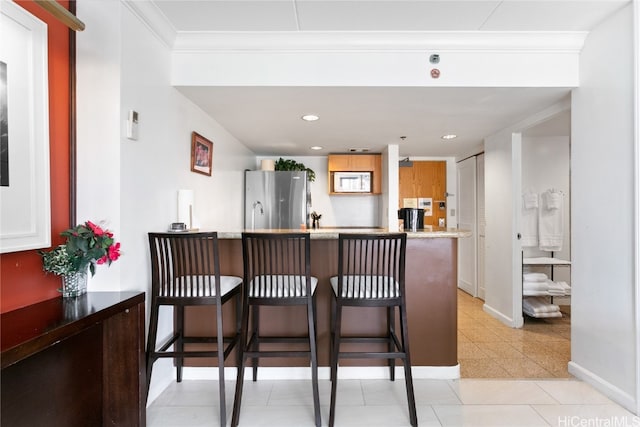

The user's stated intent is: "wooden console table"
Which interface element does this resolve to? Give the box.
[1,292,146,426]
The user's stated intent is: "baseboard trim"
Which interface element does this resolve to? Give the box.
[147,365,460,406]
[179,364,460,381]
[146,359,175,407]
[483,303,515,327]
[568,361,637,413]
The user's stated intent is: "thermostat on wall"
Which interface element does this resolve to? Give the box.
[126,110,139,140]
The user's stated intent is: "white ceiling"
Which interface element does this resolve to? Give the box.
[147,0,628,157]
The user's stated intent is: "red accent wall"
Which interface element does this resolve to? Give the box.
[0,1,71,313]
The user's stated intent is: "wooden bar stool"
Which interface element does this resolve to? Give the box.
[231,232,321,427]
[146,232,242,427]
[329,233,417,427]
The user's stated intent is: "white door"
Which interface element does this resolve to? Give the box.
[457,156,477,296]
[484,131,523,328]
[477,154,486,300]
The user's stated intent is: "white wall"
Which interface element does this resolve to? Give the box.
[570,3,636,411]
[78,0,255,291]
[76,0,122,290]
[382,145,400,230]
[77,1,255,402]
[256,155,381,227]
[171,36,582,88]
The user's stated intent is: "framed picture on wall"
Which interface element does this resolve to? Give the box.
[190,132,213,176]
[0,2,51,253]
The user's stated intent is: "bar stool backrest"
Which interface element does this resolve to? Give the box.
[242,232,313,299]
[149,232,222,300]
[336,233,407,300]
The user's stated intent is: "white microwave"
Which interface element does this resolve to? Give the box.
[333,172,372,193]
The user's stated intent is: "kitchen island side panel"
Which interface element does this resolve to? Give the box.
[184,236,458,367]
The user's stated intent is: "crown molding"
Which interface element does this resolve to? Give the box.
[171,31,587,53]
[122,1,587,54]
[123,0,176,48]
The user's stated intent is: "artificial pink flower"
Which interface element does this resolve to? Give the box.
[96,255,108,265]
[87,221,105,236]
[108,242,121,261]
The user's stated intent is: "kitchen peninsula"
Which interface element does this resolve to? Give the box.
[184,227,470,374]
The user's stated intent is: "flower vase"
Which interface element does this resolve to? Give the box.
[61,269,88,298]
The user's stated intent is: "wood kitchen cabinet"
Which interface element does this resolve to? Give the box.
[327,153,382,194]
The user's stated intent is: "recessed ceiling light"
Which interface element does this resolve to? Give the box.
[441,134,457,140]
[301,114,319,122]
[310,146,323,150]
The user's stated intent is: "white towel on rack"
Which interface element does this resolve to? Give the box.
[523,272,548,282]
[521,192,538,248]
[547,281,566,295]
[523,193,539,209]
[523,309,563,318]
[555,281,571,295]
[523,280,549,291]
[523,296,560,313]
[523,290,550,296]
[543,191,562,210]
[539,190,563,251]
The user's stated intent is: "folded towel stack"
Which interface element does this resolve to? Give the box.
[523,272,547,282]
[523,296,562,318]
[522,273,571,297]
[555,281,571,295]
[523,273,549,296]
[547,281,567,296]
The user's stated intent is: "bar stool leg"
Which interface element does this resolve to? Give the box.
[251,305,259,381]
[400,303,417,427]
[216,300,227,427]
[176,306,184,382]
[231,294,251,427]
[235,293,242,367]
[307,298,321,427]
[388,306,396,381]
[329,299,342,427]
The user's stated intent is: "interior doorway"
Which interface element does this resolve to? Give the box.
[456,155,481,298]
[457,108,572,379]
[398,160,447,227]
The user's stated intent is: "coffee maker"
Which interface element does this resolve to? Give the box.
[398,208,424,231]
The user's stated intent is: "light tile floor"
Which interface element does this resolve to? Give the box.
[148,291,630,426]
[147,378,637,426]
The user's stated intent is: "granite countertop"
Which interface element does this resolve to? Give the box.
[216,227,471,239]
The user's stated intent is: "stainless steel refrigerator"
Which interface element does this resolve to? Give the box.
[244,170,310,230]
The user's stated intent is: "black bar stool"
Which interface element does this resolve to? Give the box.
[329,233,417,427]
[231,232,321,427]
[146,232,242,427]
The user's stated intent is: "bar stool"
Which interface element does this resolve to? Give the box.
[231,232,321,427]
[146,232,242,427]
[329,233,417,427]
